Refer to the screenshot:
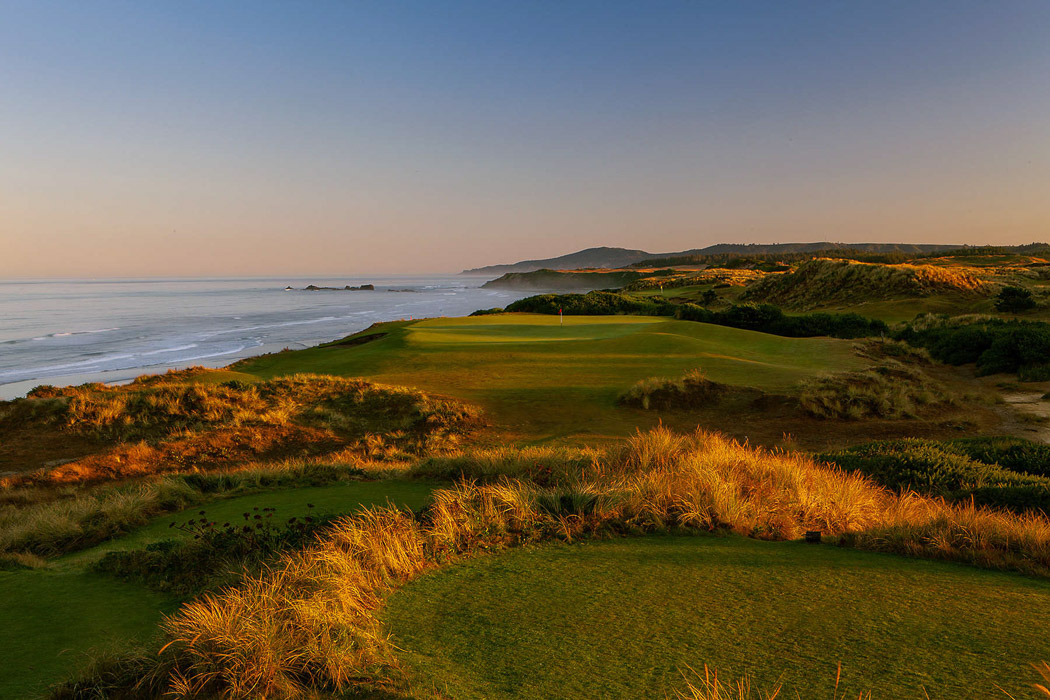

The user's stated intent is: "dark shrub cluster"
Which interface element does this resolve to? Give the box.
[820,439,1050,513]
[503,292,888,339]
[675,302,888,339]
[995,285,1037,313]
[949,436,1050,479]
[92,504,335,597]
[896,319,1050,379]
[505,291,677,316]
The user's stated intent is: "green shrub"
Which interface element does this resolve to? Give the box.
[503,292,887,339]
[897,318,1050,379]
[505,291,676,316]
[948,436,1050,479]
[676,303,887,339]
[995,285,1036,312]
[820,439,1050,512]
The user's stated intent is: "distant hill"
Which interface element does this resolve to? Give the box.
[462,242,963,275]
[461,247,655,275]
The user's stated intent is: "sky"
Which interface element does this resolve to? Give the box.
[1,1,1048,277]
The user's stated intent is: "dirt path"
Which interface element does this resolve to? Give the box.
[997,389,1050,443]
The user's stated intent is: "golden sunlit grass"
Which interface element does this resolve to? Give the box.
[143,428,1050,698]
[2,369,481,487]
[744,258,993,310]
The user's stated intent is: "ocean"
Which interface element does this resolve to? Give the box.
[0,275,527,399]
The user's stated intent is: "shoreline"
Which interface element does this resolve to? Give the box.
[0,340,313,401]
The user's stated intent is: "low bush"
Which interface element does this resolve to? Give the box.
[949,435,1050,478]
[411,445,601,486]
[820,439,1050,512]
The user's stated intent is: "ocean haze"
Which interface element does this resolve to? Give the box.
[0,276,530,399]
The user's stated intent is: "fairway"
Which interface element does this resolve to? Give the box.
[384,535,1050,699]
[235,314,867,442]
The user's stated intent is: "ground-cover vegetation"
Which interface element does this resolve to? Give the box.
[821,438,1050,513]
[79,428,1050,699]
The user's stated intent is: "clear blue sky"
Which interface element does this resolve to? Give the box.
[2,1,1048,276]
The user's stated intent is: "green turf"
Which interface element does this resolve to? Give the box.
[1,479,437,698]
[0,570,172,700]
[59,479,437,567]
[234,315,867,441]
[384,534,1050,699]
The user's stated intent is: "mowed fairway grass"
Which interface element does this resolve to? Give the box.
[384,535,1050,700]
[235,315,867,441]
[0,480,436,699]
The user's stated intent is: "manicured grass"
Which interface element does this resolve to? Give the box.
[1,479,437,697]
[384,534,1050,699]
[234,315,867,441]
[0,570,172,700]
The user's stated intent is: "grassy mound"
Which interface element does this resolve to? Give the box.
[617,370,733,410]
[1,370,481,485]
[385,535,1050,699]
[743,258,992,310]
[798,364,958,420]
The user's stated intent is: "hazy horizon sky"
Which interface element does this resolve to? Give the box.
[2,1,1048,277]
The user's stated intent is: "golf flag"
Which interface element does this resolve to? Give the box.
[559,308,563,325]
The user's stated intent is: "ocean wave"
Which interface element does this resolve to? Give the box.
[201,316,340,337]
[31,327,121,341]
[0,353,137,380]
[140,344,199,357]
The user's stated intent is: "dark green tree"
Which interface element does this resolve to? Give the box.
[995,286,1036,313]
